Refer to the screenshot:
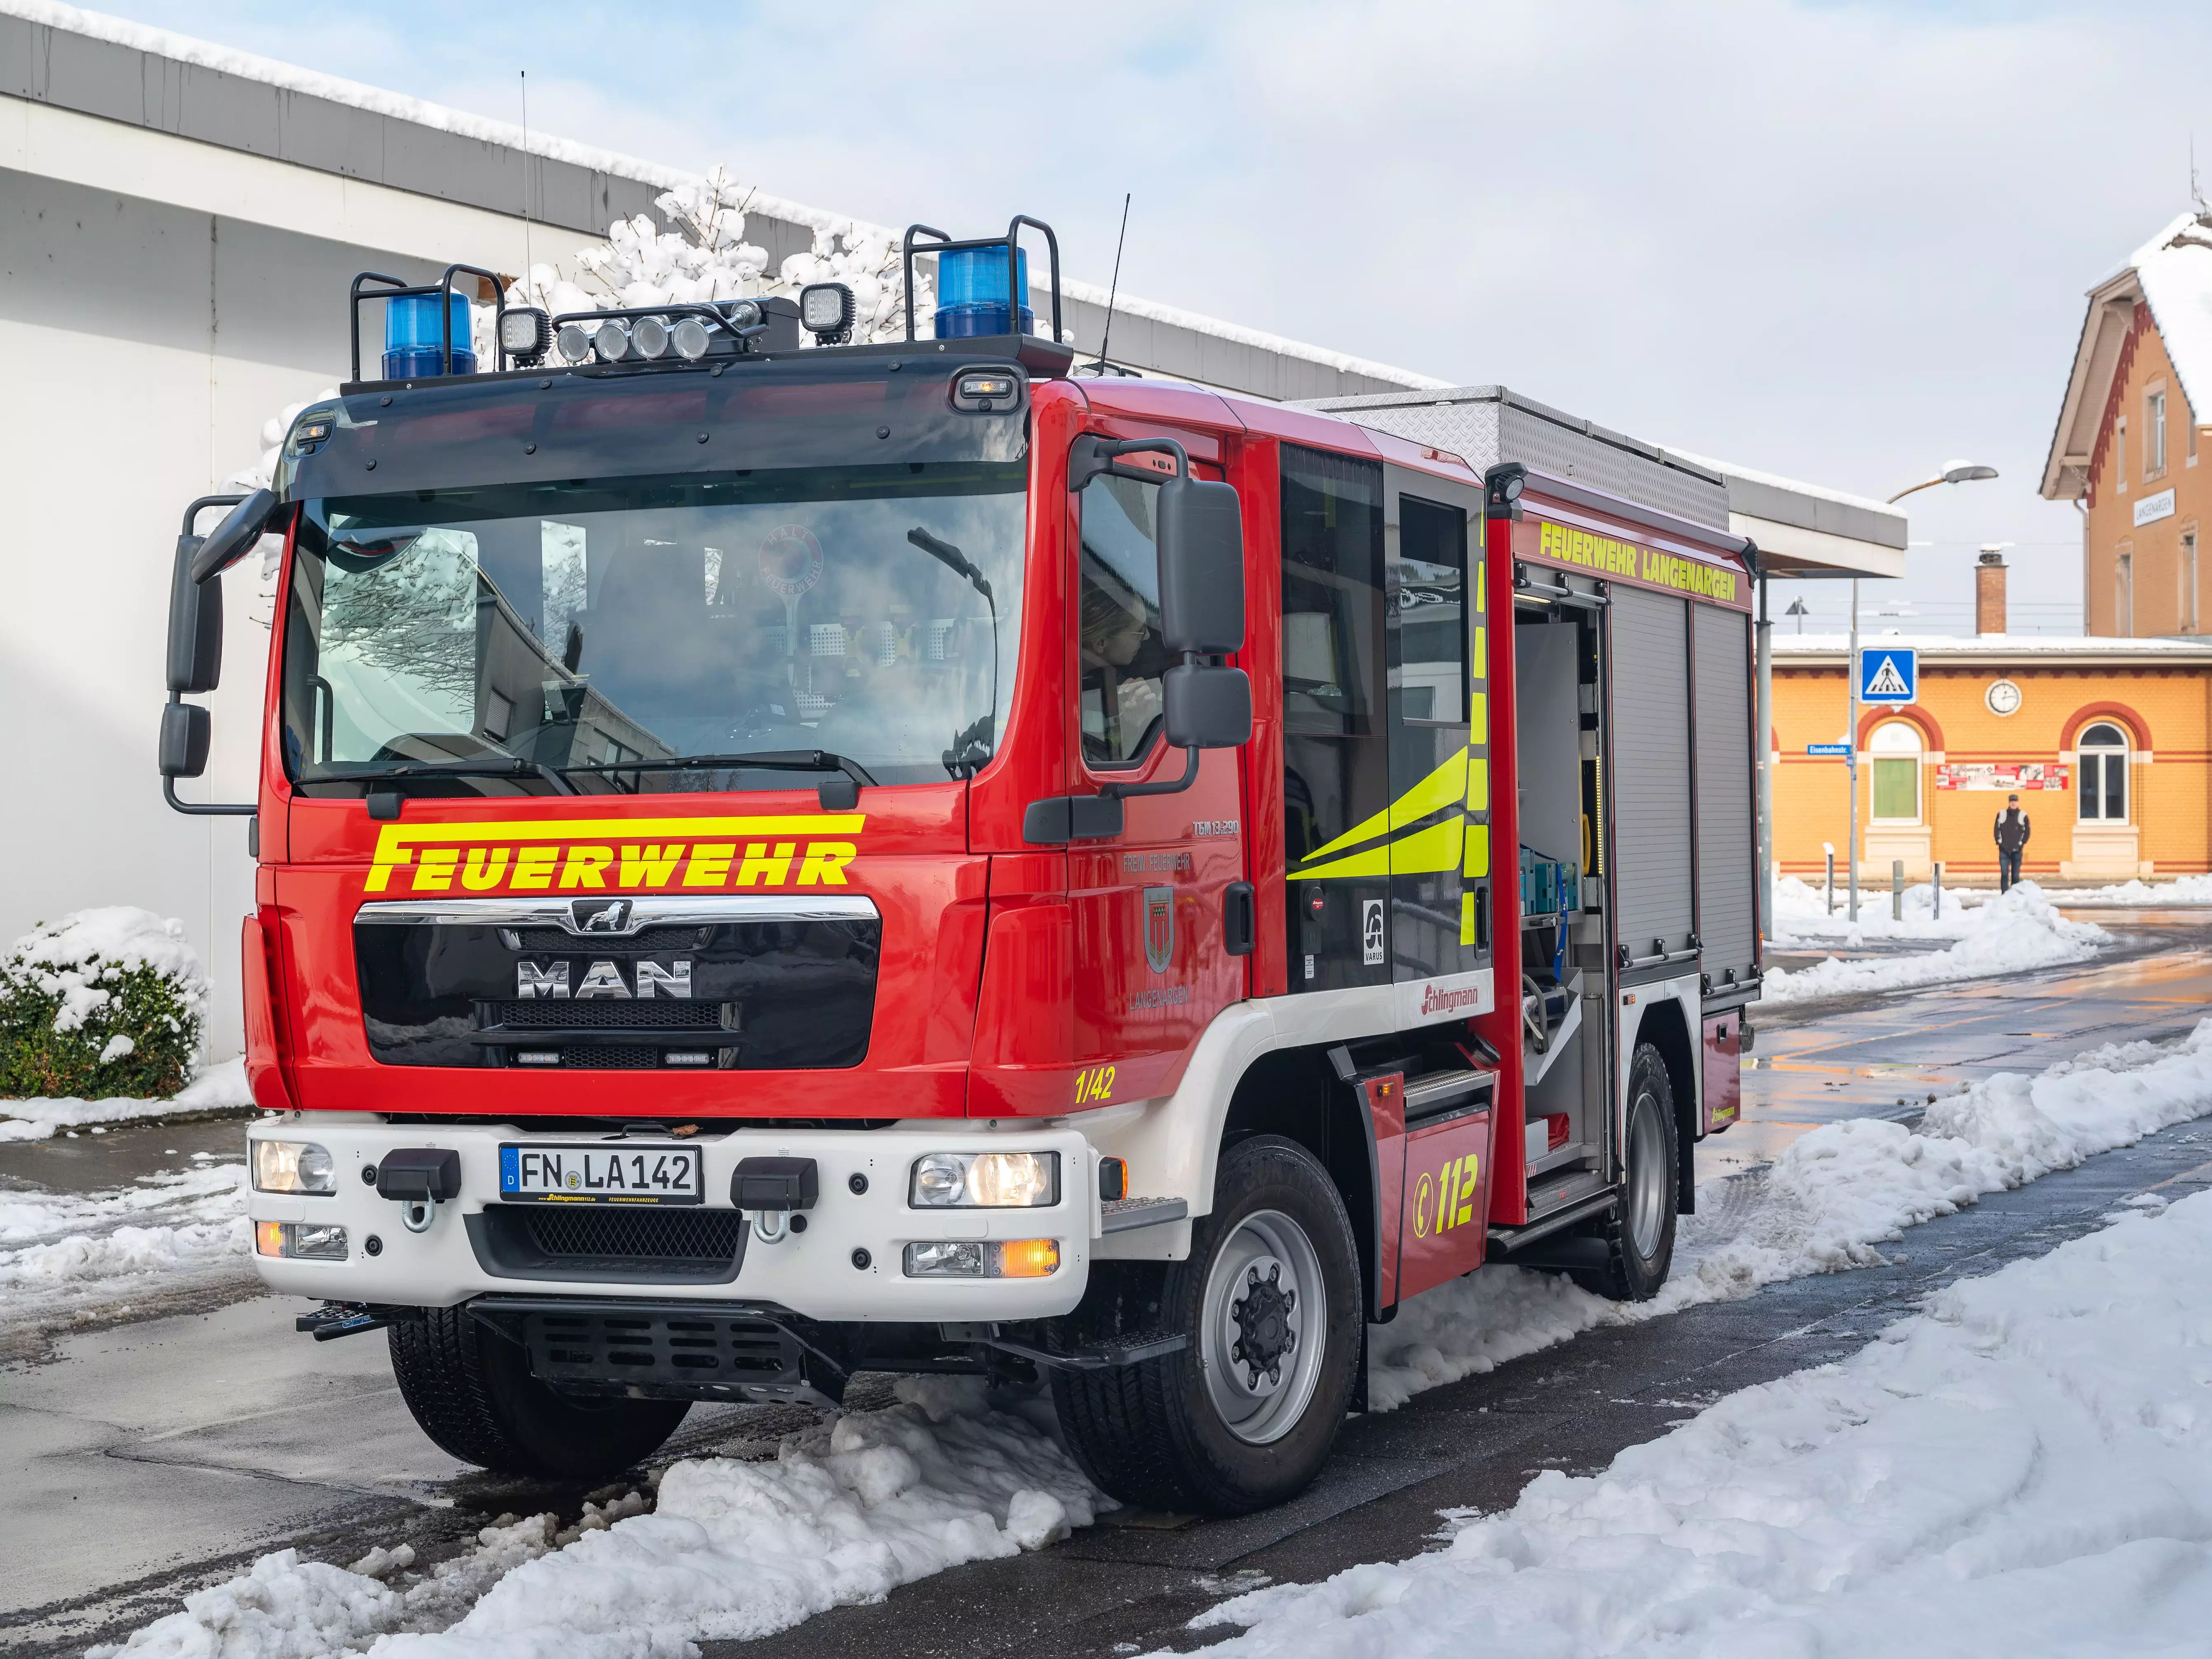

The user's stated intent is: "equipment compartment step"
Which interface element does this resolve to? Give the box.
[1101,1196,1189,1234]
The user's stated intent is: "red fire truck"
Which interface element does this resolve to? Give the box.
[161,223,1758,1515]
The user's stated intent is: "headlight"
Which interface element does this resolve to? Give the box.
[909,1151,1059,1208]
[256,1220,348,1260]
[903,1238,1059,1278]
[253,1140,336,1195]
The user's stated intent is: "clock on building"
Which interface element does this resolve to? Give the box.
[1986,678,2022,717]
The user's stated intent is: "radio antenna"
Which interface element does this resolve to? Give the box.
[1091,192,1130,373]
[519,70,534,279]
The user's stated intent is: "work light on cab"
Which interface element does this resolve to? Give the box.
[497,305,552,366]
[908,1151,1059,1208]
[253,1139,337,1195]
[593,320,631,362]
[631,315,672,360]
[800,281,856,344]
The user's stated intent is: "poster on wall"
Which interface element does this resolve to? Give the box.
[1936,763,2069,792]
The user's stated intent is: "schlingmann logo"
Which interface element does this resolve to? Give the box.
[1419,981,1484,1017]
[362,815,865,895]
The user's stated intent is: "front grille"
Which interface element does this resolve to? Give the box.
[488,999,728,1031]
[557,1044,707,1069]
[523,1205,744,1262]
[512,1307,801,1391]
[513,927,711,952]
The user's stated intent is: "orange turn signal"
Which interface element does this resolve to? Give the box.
[995,1238,1059,1278]
[256,1220,287,1257]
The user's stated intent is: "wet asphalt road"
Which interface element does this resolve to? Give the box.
[3,908,2208,1656]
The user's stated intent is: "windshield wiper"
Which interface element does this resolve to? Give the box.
[907,527,999,779]
[555,749,878,808]
[378,757,578,794]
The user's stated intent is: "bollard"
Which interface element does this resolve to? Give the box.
[1824,844,1836,914]
[1892,860,1904,921]
[1933,861,1943,919]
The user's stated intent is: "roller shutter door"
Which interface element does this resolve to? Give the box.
[1608,587,1694,974]
[1692,604,1757,989]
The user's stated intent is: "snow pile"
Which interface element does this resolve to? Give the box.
[1367,1017,2212,1411]
[1768,872,1977,942]
[0,908,209,1100]
[97,1378,1104,1659]
[0,1162,250,1318]
[1189,1189,2212,1659]
[1999,871,2212,907]
[0,1057,256,1143]
[1761,881,2107,1004]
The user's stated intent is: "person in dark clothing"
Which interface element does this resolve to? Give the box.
[1994,793,2031,892]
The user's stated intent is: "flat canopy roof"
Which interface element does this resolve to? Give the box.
[1662,450,1908,581]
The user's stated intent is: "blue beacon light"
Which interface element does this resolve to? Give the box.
[382,291,477,380]
[933,246,1034,340]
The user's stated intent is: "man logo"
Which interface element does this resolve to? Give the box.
[572,898,635,934]
[1144,886,1175,975]
[515,959,692,999]
[1362,898,1386,967]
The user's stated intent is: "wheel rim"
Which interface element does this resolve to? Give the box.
[1199,1207,1328,1445]
[1626,1090,1667,1258]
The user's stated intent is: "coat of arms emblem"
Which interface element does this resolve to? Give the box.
[1143,886,1174,975]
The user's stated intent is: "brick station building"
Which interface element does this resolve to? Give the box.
[1770,621,2212,885]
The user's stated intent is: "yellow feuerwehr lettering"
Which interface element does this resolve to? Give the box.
[684,844,737,886]
[797,843,857,886]
[511,846,560,891]
[461,848,510,891]
[412,847,460,891]
[619,845,685,888]
[558,846,614,889]
[735,841,797,886]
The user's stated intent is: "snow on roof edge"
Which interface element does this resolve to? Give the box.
[1661,446,1904,522]
[7,0,1445,393]
[1774,632,2212,655]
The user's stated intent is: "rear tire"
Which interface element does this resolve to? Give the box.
[1577,1042,1678,1301]
[388,1305,689,1480]
[1051,1135,1360,1515]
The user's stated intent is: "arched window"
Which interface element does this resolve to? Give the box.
[2078,722,2128,822]
[1870,721,1923,824]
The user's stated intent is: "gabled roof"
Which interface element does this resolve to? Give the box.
[2041,210,2212,501]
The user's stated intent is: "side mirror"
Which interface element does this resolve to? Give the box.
[1155,475,1245,654]
[159,702,211,780]
[190,489,278,584]
[1164,663,1252,750]
[168,532,224,694]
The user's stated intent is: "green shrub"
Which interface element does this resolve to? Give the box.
[0,908,207,1100]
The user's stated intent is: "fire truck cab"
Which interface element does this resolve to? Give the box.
[162,226,1758,1515]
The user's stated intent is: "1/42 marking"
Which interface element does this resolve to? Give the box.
[1073,1064,1117,1105]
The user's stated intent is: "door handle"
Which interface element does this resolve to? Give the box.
[1224,881,1255,956]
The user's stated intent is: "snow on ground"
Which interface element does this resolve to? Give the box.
[1987,872,2212,907]
[0,1056,255,1142]
[94,1377,1105,1659]
[0,1158,250,1323]
[1769,872,1978,942]
[1364,1015,2212,1411]
[1761,882,2108,1006]
[1187,1186,2212,1659]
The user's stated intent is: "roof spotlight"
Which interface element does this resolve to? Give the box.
[556,322,593,364]
[631,315,671,360]
[800,282,857,344]
[593,320,631,362]
[672,315,717,360]
[497,306,552,364]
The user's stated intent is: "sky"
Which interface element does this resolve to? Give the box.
[107,0,2212,634]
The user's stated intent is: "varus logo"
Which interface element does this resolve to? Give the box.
[362,815,864,895]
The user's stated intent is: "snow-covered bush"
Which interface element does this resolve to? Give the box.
[0,909,207,1100]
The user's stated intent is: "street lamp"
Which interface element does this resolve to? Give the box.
[1834,461,2000,920]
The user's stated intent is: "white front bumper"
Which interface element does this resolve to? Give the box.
[248,1116,1097,1322]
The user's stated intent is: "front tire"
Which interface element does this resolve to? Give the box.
[1577,1042,1679,1301]
[388,1305,689,1480]
[1051,1135,1360,1515]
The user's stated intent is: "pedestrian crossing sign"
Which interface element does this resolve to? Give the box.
[1859,647,1916,704]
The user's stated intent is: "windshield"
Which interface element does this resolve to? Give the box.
[280,463,1026,794]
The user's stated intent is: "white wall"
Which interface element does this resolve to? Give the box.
[0,103,541,1061]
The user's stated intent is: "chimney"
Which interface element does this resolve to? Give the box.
[1976,548,2007,635]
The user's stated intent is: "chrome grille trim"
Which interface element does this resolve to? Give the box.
[355,895,879,933]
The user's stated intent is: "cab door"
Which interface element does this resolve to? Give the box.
[1066,444,1247,1107]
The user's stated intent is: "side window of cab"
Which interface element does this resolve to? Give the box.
[1075,470,1169,767]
